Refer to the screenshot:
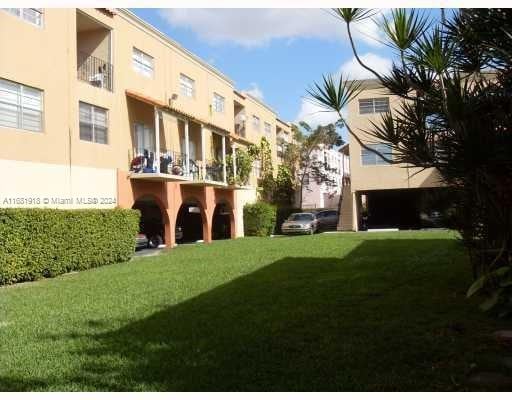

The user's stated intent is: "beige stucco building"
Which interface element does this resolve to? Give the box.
[343,79,443,231]
[0,8,289,246]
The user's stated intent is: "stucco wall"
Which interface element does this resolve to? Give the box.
[0,159,117,208]
[347,84,442,192]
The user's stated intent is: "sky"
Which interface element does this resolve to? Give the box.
[130,8,444,134]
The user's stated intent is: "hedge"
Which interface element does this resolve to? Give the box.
[243,202,276,237]
[0,208,140,285]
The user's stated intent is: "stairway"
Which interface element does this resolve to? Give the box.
[337,183,354,231]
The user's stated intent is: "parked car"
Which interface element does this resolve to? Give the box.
[137,227,185,250]
[315,210,339,232]
[175,225,184,241]
[135,233,149,250]
[281,212,318,235]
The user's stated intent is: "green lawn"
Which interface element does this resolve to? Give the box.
[1,231,510,391]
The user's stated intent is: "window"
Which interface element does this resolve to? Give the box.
[264,122,272,135]
[0,78,43,132]
[2,8,43,27]
[132,48,154,78]
[252,115,260,131]
[179,74,195,98]
[79,102,108,144]
[361,143,392,166]
[359,97,390,114]
[212,93,225,113]
[134,122,154,152]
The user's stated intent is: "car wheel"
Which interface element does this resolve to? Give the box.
[148,234,162,248]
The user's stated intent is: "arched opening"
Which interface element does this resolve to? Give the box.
[176,200,204,244]
[132,195,166,248]
[212,202,233,240]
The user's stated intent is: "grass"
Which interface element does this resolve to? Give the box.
[1,231,511,391]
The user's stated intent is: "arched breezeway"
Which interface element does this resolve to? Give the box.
[212,201,235,240]
[132,195,167,248]
[175,198,207,244]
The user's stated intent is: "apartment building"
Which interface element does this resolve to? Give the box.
[299,144,350,210]
[343,79,443,231]
[0,8,287,247]
[276,118,293,163]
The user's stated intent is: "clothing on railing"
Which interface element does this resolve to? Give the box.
[130,149,197,178]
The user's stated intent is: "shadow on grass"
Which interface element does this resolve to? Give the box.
[4,238,488,391]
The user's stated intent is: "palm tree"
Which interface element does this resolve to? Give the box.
[308,8,512,315]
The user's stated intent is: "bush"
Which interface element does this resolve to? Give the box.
[0,208,140,285]
[243,202,276,237]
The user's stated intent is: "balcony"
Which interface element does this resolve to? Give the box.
[76,10,113,92]
[129,148,192,182]
[234,99,246,138]
[77,52,113,91]
[235,120,246,138]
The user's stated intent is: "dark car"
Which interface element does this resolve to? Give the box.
[315,210,339,232]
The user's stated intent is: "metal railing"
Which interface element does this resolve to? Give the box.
[203,160,224,182]
[128,149,227,183]
[77,52,113,92]
[235,121,246,137]
[130,148,194,178]
[159,150,189,177]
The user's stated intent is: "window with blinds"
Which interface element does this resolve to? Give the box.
[264,122,272,135]
[252,115,260,131]
[358,97,390,114]
[79,102,108,144]
[361,143,392,165]
[132,48,154,78]
[212,93,225,113]
[2,8,43,27]
[134,122,154,152]
[179,74,195,98]
[0,78,43,132]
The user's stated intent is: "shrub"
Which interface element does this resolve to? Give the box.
[243,202,276,237]
[0,208,140,285]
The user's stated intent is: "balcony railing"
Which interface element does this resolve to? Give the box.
[130,148,192,178]
[235,121,246,137]
[203,159,224,182]
[77,52,113,92]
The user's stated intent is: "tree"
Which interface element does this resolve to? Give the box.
[273,165,295,206]
[283,121,344,209]
[308,8,512,314]
[226,148,254,186]
[249,137,275,203]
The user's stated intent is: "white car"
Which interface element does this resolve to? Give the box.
[281,213,318,235]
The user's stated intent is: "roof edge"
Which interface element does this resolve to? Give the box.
[117,8,234,87]
[244,92,277,115]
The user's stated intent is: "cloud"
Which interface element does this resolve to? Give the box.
[338,52,392,80]
[295,100,340,128]
[159,9,386,48]
[243,82,264,101]
[296,52,391,128]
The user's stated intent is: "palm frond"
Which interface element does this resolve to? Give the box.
[306,74,362,115]
[408,27,454,75]
[331,8,377,24]
[381,8,430,51]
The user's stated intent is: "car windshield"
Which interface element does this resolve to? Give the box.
[288,213,313,221]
